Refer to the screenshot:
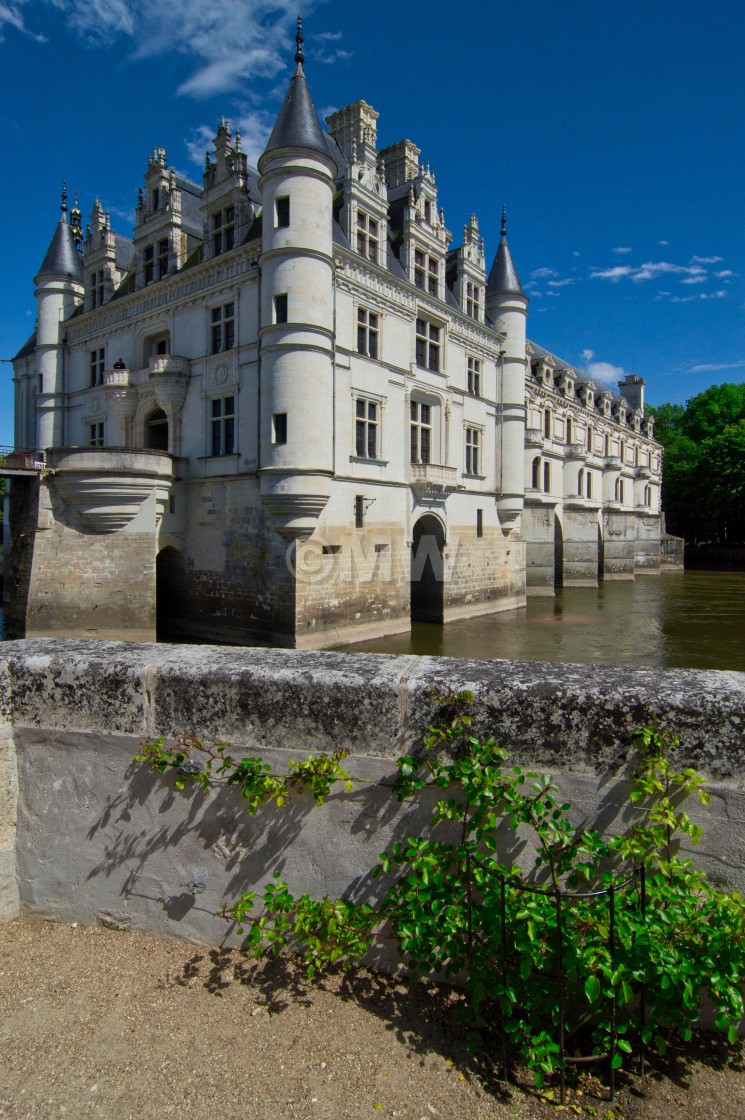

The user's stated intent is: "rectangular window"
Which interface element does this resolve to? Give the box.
[211,303,235,354]
[476,509,483,538]
[466,281,480,320]
[414,249,425,290]
[355,495,364,529]
[88,422,105,447]
[355,398,378,459]
[415,318,440,372]
[467,356,481,396]
[273,413,287,445]
[543,461,551,492]
[274,293,288,324]
[428,256,438,297]
[586,425,593,452]
[89,348,105,387]
[465,427,480,475]
[356,307,379,359]
[544,409,552,439]
[586,471,592,499]
[356,211,379,262]
[276,196,290,228]
[212,206,235,256]
[144,244,154,284]
[90,270,104,307]
[157,238,169,280]
[410,400,432,464]
[211,395,235,456]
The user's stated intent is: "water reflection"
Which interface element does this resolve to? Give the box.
[335,572,745,672]
[1,572,743,672]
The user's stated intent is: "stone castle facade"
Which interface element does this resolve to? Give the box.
[7,25,661,647]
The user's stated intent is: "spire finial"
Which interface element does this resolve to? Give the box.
[501,204,507,239]
[61,181,68,214]
[294,15,304,65]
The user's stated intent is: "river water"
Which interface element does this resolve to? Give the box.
[333,571,745,672]
[1,572,743,671]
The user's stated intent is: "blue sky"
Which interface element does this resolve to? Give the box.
[1,0,743,448]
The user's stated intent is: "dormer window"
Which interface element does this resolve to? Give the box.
[157,238,169,280]
[466,281,480,320]
[212,206,235,256]
[144,245,154,285]
[424,200,432,223]
[151,188,159,211]
[544,368,552,387]
[414,249,439,297]
[356,211,378,263]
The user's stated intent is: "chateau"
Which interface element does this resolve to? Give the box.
[7,24,661,647]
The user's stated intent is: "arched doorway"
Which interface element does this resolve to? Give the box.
[156,546,186,640]
[411,514,445,623]
[553,512,564,589]
[146,408,169,451]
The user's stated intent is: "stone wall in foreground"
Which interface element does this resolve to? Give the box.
[0,640,744,950]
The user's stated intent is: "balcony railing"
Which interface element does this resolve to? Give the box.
[410,462,458,487]
[525,427,544,448]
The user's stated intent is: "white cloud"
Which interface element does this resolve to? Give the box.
[612,246,633,254]
[659,240,669,246]
[9,2,336,98]
[591,260,710,284]
[680,274,707,285]
[572,251,581,257]
[581,349,595,361]
[715,269,734,278]
[689,360,745,373]
[589,265,633,282]
[585,360,627,387]
[0,0,46,41]
[690,255,723,264]
[530,266,559,279]
[669,289,727,304]
[547,278,575,288]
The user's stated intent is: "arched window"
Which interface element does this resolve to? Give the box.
[578,468,584,494]
[146,408,169,451]
[532,456,541,489]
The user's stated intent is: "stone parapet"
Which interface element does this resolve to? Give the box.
[2,640,744,945]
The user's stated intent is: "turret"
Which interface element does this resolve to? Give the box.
[258,18,338,540]
[485,206,528,533]
[34,183,84,450]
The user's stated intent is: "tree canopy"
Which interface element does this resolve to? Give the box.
[649,383,745,544]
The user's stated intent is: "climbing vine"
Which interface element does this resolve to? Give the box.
[135,696,745,1093]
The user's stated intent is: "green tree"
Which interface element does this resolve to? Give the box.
[650,382,745,543]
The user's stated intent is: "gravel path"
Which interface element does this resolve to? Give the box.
[1,917,744,1120]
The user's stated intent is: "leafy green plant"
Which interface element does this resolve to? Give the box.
[134,700,745,1094]
[134,733,352,811]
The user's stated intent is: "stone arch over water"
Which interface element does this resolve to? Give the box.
[411,513,445,623]
[156,545,187,640]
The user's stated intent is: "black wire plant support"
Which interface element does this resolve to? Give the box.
[472,856,647,1105]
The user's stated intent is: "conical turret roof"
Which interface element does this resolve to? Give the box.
[36,213,84,283]
[486,208,525,299]
[261,19,335,169]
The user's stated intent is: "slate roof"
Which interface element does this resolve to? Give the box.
[262,63,336,171]
[36,216,84,283]
[13,330,37,361]
[486,235,525,299]
[528,340,628,406]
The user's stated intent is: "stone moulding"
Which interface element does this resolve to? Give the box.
[47,448,174,533]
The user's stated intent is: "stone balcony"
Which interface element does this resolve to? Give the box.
[603,456,623,471]
[410,462,458,487]
[103,368,131,387]
[635,465,652,479]
[565,442,587,460]
[148,354,190,377]
[525,428,544,448]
